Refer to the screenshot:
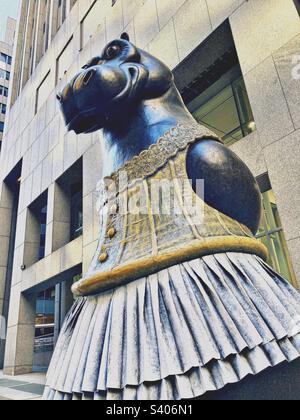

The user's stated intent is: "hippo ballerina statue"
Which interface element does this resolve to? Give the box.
[44,36,300,401]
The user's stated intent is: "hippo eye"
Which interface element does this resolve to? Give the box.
[105,44,121,60]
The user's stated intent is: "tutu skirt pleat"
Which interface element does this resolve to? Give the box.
[43,253,300,400]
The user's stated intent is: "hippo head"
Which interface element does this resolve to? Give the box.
[57,35,174,134]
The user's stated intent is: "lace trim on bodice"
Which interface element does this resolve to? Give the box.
[102,123,220,193]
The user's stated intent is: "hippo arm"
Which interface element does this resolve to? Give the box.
[186,139,262,235]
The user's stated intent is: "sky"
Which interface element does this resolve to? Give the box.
[0,0,20,42]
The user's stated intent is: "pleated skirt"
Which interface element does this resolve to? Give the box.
[43,253,300,400]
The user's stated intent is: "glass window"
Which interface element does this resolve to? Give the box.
[33,268,81,371]
[0,53,12,65]
[56,158,83,247]
[256,189,296,285]
[43,0,51,54]
[188,68,256,146]
[57,0,67,30]
[0,85,8,97]
[0,121,4,132]
[0,69,10,80]
[55,272,81,333]
[34,287,55,372]
[1,104,6,114]
[38,204,47,260]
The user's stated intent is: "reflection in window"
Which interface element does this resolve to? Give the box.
[34,269,81,371]
[188,67,256,146]
[34,287,55,372]
[257,190,296,286]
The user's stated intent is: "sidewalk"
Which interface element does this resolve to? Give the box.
[0,371,46,400]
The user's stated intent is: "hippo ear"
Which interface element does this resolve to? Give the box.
[120,32,130,41]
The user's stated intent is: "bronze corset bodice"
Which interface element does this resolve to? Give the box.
[73,125,267,296]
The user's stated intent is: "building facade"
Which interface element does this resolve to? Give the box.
[0,0,299,375]
[0,18,16,149]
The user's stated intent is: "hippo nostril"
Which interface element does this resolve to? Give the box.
[83,69,96,86]
[129,67,136,77]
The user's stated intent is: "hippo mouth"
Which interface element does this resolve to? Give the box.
[67,109,105,134]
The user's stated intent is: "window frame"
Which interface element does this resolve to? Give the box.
[34,286,55,369]
[1,103,7,114]
[55,158,83,248]
[256,174,297,286]
[0,69,10,80]
[187,66,256,146]
[0,53,12,65]
[57,0,68,30]
[0,85,9,97]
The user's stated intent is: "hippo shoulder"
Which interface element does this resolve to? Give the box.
[186,138,262,235]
